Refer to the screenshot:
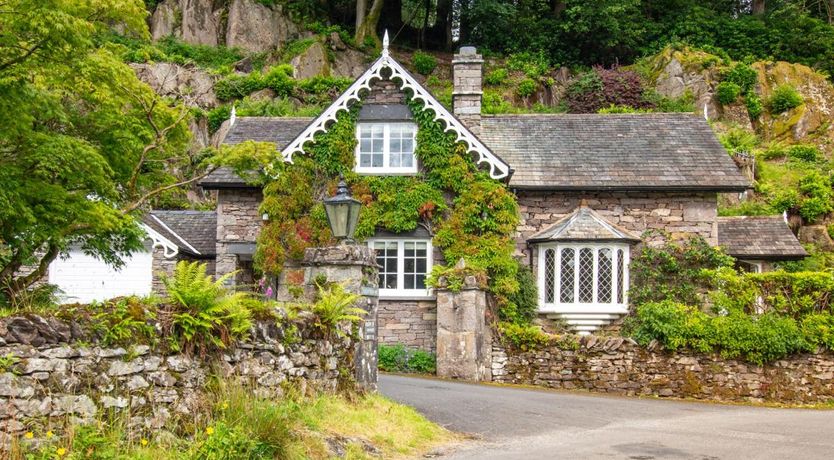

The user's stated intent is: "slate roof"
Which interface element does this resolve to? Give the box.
[200,117,313,189]
[480,113,750,191]
[717,216,807,260]
[528,206,641,243]
[143,210,217,257]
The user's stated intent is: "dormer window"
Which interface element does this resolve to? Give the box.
[355,104,418,174]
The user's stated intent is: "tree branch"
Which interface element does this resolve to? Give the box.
[121,166,218,215]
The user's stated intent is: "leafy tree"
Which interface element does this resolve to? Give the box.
[0,0,265,305]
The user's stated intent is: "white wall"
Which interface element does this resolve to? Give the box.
[48,248,153,303]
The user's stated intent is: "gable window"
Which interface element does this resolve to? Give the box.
[368,238,432,297]
[538,243,629,313]
[356,123,417,174]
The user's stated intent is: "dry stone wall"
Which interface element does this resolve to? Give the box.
[377,300,437,352]
[492,336,834,404]
[0,314,353,438]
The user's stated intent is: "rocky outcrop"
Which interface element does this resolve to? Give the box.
[291,41,330,79]
[150,0,304,53]
[131,62,218,108]
[642,47,720,117]
[753,61,834,141]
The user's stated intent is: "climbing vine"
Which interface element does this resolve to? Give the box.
[253,90,527,323]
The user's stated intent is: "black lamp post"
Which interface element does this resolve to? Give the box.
[324,175,361,244]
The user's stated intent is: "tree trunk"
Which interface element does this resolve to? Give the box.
[355,0,385,47]
[356,0,368,33]
[752,0,765,15]
[1,243,59,306]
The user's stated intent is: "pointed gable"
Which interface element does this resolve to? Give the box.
[282,32,511,179]
[528,206,640,244]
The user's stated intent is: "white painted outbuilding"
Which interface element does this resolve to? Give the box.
[48,246,154,303]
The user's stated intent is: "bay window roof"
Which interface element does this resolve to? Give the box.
[528,205,640,244]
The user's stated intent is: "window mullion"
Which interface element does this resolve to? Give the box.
[554,247,561,306]
[397,240,404,291]
[383,124,390,169]
[592,247,599,305]
[573,246,579,304]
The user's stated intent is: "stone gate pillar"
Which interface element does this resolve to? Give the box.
[435,270,492,381]
[300,245,379,391]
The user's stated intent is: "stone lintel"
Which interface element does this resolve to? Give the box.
[302,245,379,268]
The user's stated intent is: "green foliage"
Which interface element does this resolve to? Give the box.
[206,105,232,134]
[0,354,19,374]
[496,321,550,351]
[801,313,834,350]
[722,63,758,94]
[745,93,764,119]
[719,127,758,155]
[485,68,509,85]
[516,78,537,98]
[481,89,518,114]
[378,344,436,374]
[708,268,834,318]
[310,283,365,334]
[92,296,157,347]
[162,261,253,353]
[597,104,652,114]
[628,300,811,365]
[642,89,696,113]
[192,421,275,459]
[412,51,438,76]
[787,144,820,163]
[630,233,735,308]
[507,51,550,78]
[715,81,741,105]
[0,0,209,303]
[797,171,834,222]
[506,262,539,323]
[263,64,295,96]
[767,84,804,114]
[215,72,265,101]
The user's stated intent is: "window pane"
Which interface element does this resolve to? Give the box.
[372,153,383,167]
[578,248,594,303]
[617,249,625,304]
[544,248,555,303]
[403,241,429,290]
[372,124,383,135]
[373,241,398,290]
[598,248,612,303]
[559,248,575,303]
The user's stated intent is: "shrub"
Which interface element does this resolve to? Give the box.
[787,144,820,162]
[716,81,741,105]
[719,127,758,155]
[566,67,650,113]
[162,261,253,353]
[707,268,834,317]
[311,283,364,334]
[505,261,539,323]
[630,233,735,308]
[412,51,437,76]
[206,105,231,133]
[629,300,811,364]
[215,73,265,101]
[378,344,436,373]
[507,51,550,78]
[263,64,295,96]
[722,63,758,94]
[745,93,764,119]
[92,296,157,346]
[643,89,695,113]
[767,84,803,113]
[801,313,834,349]
[797,171,834,222]
[516,78,537,98]
[496,321,551,351]
[485,68,508,85]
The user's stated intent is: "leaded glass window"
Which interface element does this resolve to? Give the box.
[539,243,629,310]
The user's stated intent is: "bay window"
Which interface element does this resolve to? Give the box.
[539,243,629,312]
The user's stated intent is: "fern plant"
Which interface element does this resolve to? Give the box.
[311,283,365,336]
[162,261,253,354]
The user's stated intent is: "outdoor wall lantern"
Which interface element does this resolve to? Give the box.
[324,175,361,244]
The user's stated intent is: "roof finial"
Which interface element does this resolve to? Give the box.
[230,104,236,127]
[703,102,709,121]
[382,30,389,58]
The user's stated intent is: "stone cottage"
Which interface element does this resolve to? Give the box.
[193,38,804,347]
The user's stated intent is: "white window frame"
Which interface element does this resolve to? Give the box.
[367,238,433,298]
[537,242,630,314]
[355,122,418,175]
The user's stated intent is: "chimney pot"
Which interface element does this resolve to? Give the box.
[459,45,477,55]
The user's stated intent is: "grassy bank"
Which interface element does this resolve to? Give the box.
[10,383,455,459]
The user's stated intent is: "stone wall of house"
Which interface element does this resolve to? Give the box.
[516,191,718,271]
[0,314,355,437]
[492,337,834,404]
[364,78,405,105]
[377,299,437,352]
[216,188,262,287]
[151,249,216,296]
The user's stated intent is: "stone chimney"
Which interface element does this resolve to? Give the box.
[452,46,483,135]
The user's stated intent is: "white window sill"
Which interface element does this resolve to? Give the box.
[538,304,629,315]
[379,289,433,300]
[378,295,437,301]
[355,169,418,175]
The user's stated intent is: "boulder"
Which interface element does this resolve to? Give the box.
[291,41,330,79]
[226,0,302,53]
[798,225,834,251]
[641,47,720,117]
[332,48,369,79]
[131,62,218,109]
[150,0,178,41]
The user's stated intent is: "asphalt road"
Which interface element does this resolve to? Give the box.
[379,374,834,460]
